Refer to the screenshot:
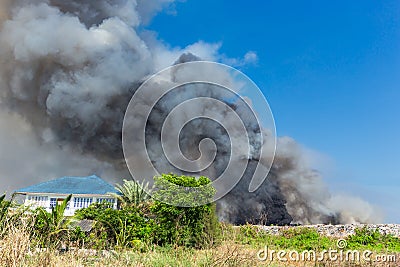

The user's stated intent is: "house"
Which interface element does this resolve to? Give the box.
[14,175,119,216]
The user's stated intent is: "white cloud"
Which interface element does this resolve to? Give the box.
[220,50,259,67]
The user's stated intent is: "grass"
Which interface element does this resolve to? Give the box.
[1,222,400,266]
[234,223,335,250]
[346,227,400,251]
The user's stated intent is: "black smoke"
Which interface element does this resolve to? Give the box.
[0,0,380,224]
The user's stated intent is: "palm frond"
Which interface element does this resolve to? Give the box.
[114,179,152,207]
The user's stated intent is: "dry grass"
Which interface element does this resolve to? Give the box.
[0,224,31,266]
[1,238,399,266]
[1,222,399,266]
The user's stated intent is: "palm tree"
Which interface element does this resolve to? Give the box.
[114,179,152,207]
[35,194,73,247]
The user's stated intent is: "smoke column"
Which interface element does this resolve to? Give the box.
[0,0,381,224]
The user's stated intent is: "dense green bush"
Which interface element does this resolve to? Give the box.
[75,203,154,249]
[150,174,220,248]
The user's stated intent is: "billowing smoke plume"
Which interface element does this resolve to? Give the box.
[0,0,381,224]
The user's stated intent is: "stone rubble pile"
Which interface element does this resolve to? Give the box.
[257,224,400,238]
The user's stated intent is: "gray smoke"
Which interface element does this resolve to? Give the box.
[0,0,382,224]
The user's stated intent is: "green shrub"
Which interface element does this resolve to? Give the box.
[274,227,333,250]
[150,174,220,248]
[32,195,72,248]
[0,194,11,234]
[235,225,334,251]
[114,179,152,207]
[75,203,154,249]
[347,227,400,252]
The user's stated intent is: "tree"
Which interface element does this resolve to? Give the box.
[33,194,73,248]
[114,179,152,207]
[150,174,220,248]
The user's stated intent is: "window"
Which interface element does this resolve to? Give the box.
[50,198,57,208]
[27,195,48,207]
[96,198,115,207]
[96,198,115,204]
[49,198,70,209]
[73,197,93,209]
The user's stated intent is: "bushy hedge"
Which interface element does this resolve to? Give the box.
[151,174,220,248]
[73,174,220,249]
[74,203,154,249]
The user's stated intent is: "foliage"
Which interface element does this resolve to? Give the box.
[153,173,215,207]
[0,194,33,240]
[235,224,334,250]
[0,194,11,237]
[3,222,400,266]
[1,174,222,251]
[32,194,73,248]
[233,224,400,253]
[0,194,11,226]
[347,226,400,251]
[150,174,220,248]
[74,203,154,249]
[114,179,151,207]
[274,227,333,250]
[74,174,220,249]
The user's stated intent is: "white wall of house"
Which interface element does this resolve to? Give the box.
[24,193,118,216]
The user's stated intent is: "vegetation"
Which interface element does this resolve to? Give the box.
[114,179,151,207]
[346,226,400,251]
[150,174,219,248]
[236,223,334,251]
[0,194,11,230]
[233,223,400,253]
[73,174,220,249]
[33,195,73,248]
[74,203,154,249]
[0,177,400,266]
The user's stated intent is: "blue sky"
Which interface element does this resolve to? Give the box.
[147,1,400,222]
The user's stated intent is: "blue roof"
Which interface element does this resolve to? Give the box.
[15,175,119,195]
